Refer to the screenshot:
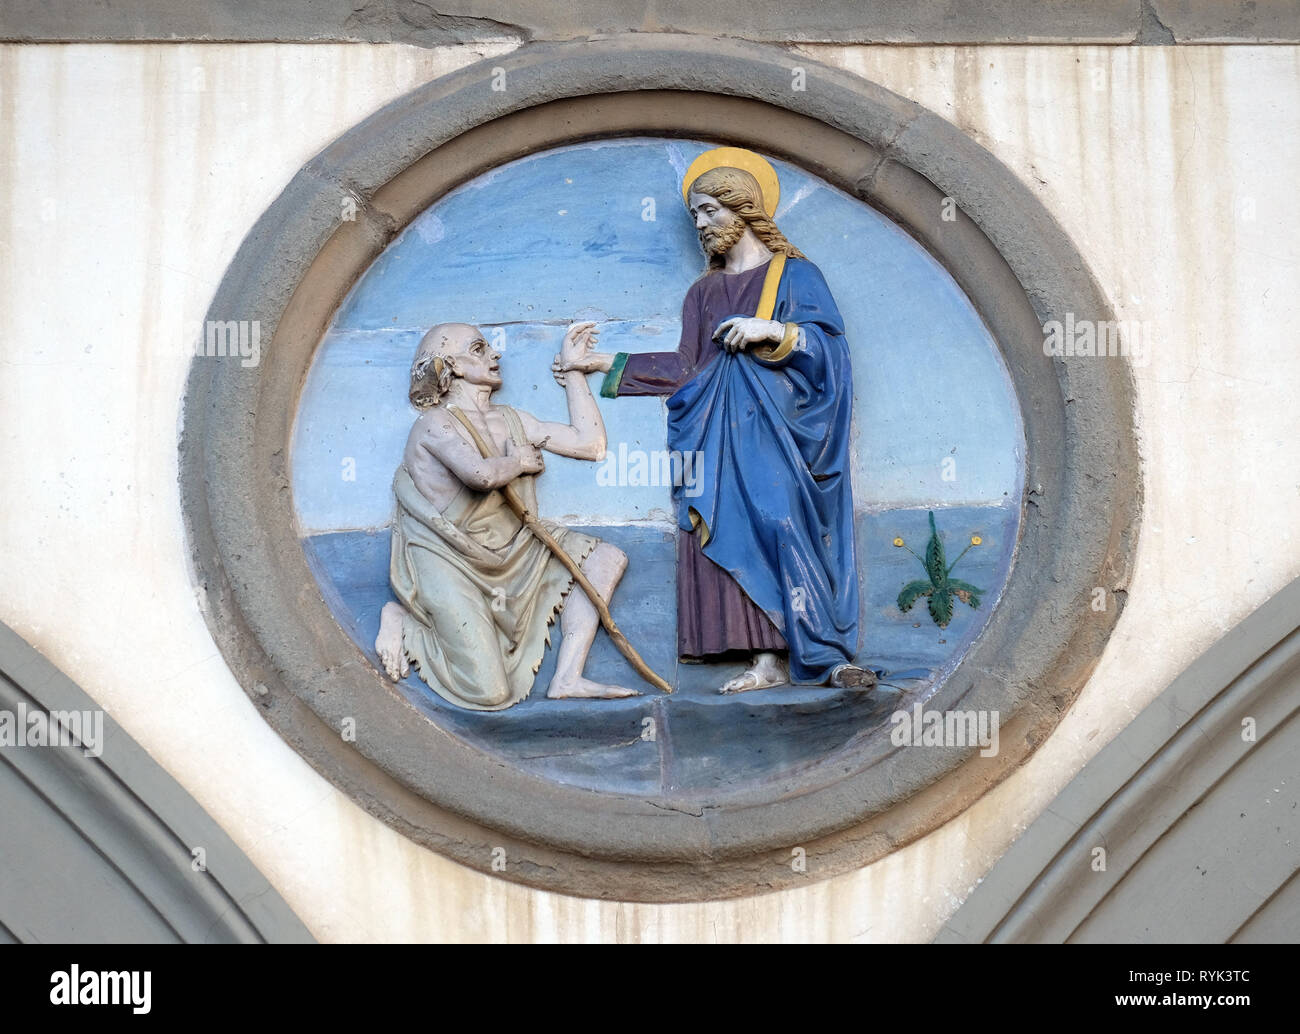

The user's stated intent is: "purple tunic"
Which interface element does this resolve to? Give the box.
[610,261,787,659]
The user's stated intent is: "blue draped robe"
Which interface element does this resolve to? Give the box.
[616,256,860,683]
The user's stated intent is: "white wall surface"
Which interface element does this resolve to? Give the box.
[1,41,1297,941]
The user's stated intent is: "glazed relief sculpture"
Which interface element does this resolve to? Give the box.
[377,147,873,708]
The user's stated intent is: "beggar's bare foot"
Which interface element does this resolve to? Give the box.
[376,602,409,681]
[546,675,639,699]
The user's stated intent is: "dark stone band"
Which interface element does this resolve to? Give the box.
[3,0,1297,45]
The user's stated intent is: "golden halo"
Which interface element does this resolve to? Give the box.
[681,146,780,217]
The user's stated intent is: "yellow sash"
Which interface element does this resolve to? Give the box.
[750,253,798,361]
[755,252,786,321]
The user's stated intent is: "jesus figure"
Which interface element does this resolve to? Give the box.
[557,147,874,694]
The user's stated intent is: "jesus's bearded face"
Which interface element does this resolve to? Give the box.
[688,190,748,257]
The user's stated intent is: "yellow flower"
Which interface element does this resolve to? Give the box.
[892,537,904,547]
[970,535,982,545]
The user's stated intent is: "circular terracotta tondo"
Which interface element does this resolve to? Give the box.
[181,36,1141,901]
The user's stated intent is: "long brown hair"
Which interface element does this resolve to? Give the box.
[687,166,806,271]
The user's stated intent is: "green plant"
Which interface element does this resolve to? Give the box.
[894,512,984,629]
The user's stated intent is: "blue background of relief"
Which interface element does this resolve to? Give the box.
[292,138,1024,532]
[290,139,1025,796]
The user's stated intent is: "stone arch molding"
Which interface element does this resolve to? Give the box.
[181,34,1141,901]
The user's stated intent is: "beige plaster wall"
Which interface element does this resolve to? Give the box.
[1,41,1296,941]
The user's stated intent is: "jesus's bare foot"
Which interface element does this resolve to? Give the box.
[719,652,789,694]
[828,664,878,689]
[547,674,639,700]
[376,602,409,681]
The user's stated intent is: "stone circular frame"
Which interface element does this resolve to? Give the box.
[181,35,1141,901]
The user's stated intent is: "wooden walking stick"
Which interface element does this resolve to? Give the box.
[448,407,673,695]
